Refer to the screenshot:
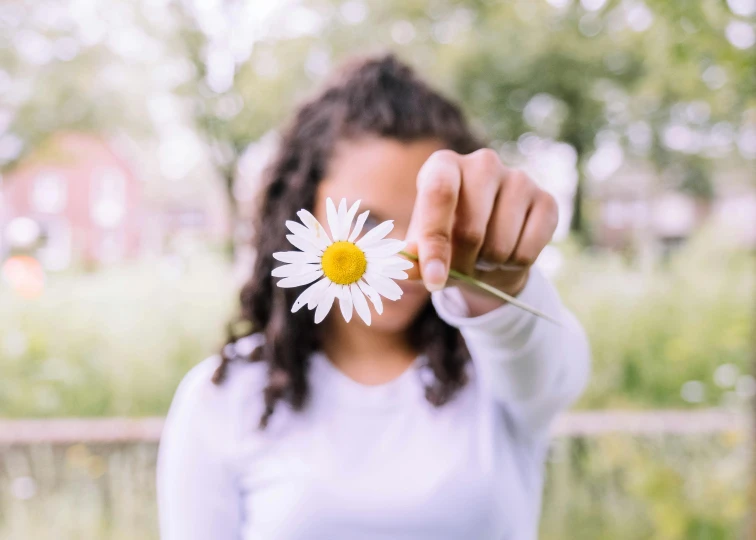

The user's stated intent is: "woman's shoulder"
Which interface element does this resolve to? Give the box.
[167,336,270,433]
[177,353,268,398]
[160,336,274,465]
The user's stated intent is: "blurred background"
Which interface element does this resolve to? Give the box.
[0,0,754,538]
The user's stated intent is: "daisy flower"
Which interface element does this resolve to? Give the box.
[272,197,414,325]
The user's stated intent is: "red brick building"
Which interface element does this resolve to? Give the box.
[0,133,143,269]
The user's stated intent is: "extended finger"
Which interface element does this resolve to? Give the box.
[451,149,501,276]
[406,150,462,292]
[509,191,559,267]
[479,170,534,266]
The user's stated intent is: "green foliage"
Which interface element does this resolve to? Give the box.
[3,0,753,232]
[541,433,748,539]
[0,255,234,417]
[0,3,155,170]
[558,226,755,409]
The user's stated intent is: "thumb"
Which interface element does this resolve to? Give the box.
[400,241,422,281]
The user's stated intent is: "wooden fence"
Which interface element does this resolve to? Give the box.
[0,409,748,445]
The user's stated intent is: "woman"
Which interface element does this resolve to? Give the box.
[157,54,590,540]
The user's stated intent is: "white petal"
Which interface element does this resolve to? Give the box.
[338,285,353,322]
[373,267,408,280]
[292,278,329,313]
[326,198,341,241]
[337,198,347,228]
[296,209,319,230]
[273,251,321,264]
[286,234,322,254]
[314,283,338,323]
[358,280,383,314]
[341,200,360,239]
[286,221,329,250]
[276,269,323,288]
[306,277,333,310]
[363,239,406,258]
[348,211,369,242]
[350,283,371,325]
[369,256,414,270]
[271,263,320,278]
[297,209,332,244]
[364,272,403,300]
[285,220,308,237]
[356,220,394,248]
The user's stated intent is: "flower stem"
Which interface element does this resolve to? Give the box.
[400,251,561,326]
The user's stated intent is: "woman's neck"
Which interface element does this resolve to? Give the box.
[320,317,417,386]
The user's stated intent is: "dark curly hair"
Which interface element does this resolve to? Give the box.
[213,53,485,428]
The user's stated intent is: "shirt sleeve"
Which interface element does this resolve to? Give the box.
[157,358,242,540]
[431,267,591,436]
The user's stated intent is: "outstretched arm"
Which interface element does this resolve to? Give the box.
[433,268,590,435]
[407,147,590,434]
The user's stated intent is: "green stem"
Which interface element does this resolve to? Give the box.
[400,251,561,326]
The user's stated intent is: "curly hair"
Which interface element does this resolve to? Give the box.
[213,53,485,428]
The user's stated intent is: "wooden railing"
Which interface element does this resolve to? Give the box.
[0,410,747,445]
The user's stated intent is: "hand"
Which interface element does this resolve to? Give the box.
[405,149,559,316]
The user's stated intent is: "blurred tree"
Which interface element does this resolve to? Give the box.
[167,1,317,254]
[303,0,755,241]
[2,0,753,253]
[0,1,148,172]
[0,0,189,181]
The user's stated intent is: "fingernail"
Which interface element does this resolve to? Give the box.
[423,259,447,292]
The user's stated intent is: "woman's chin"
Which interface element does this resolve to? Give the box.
[368,289,430,332]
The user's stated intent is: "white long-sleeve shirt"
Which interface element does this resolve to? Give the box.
[157,269,590,540]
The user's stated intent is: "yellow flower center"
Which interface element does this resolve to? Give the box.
[321,241,367,285]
